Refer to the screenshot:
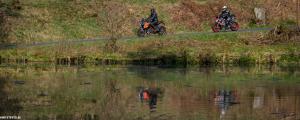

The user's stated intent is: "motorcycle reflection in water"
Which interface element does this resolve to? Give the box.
[138,87,161,112]
[214,89,239,120]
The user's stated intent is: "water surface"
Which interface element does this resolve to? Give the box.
[0,64,299,120]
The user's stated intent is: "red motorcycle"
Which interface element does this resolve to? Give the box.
[212,16,239,32]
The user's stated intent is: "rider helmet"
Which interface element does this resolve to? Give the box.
[222,6,228,11]
[151,8,156,13]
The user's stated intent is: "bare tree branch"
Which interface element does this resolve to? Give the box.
[92,0,129,52]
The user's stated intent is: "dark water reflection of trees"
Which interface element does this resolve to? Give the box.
[0,76,22,116]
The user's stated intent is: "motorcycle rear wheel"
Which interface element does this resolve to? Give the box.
[137,29,145,37]
[212,23,222,32]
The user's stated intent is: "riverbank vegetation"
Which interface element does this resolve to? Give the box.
[0,29,299,65]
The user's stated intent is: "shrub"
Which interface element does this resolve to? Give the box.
[234,55,256,65]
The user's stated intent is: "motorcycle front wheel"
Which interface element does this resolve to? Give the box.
[158,26,167,35]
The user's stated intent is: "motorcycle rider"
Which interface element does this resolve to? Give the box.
[219,6,234,29]
[147,8,159,32]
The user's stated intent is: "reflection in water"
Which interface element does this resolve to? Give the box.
[214,89,239,120]
[0,76,22,116]
[139,87,163,112]
[253,87,265,109]
[0,64,299,120]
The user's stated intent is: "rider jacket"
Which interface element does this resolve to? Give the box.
[219,10,233,20]
[148,9,158,25]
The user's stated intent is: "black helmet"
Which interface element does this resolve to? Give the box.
[151,8,156,13]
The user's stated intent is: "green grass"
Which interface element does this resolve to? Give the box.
[0,32,299,65]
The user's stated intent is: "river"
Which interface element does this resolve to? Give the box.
[0,64,299,120]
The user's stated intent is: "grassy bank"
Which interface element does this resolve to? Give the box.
[3,0,299,43]
[0,0,299,65]
[0,31,299,65]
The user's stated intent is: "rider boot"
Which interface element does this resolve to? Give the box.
[154,26,160,32]
[147,29,152,34]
